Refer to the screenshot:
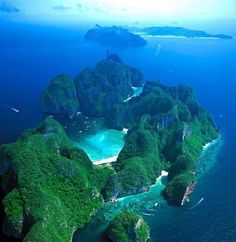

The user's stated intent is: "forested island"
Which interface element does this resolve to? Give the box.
[85,25,147,47]
[0,54,219,242]
[132,26,233,39]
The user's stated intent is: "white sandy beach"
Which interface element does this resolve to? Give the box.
[150,170,168,187]
[93,155,118,165]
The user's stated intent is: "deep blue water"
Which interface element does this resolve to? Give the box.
[0,21,236,241]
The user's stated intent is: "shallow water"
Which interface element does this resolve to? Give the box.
[75,129,125,162]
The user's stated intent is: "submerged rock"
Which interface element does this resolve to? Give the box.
[106,210,150,242]
[41,74,80,119]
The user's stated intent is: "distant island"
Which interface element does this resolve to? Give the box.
[85,25,147,47]
[132,26,233,39]
[0,54,219,242]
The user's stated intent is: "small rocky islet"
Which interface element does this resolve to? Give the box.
[106,210,150,242]
[0,54,219,242]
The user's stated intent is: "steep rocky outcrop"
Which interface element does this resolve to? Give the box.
[41,74,80,119]
[0,118,112,242]
[73,55,145,117]
[106,210,150,242]
[41,55,144,118]
[74,59,134,116]
[104,82,219,204]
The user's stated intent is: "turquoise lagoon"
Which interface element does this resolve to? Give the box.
[75,129,126,163]
[56,114,126,163]
[62,87,143,163]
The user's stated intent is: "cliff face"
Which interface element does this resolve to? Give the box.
[103,127,161,201]
[74,59,134,117]
[41,74,80,119]
[0,118,105,242]
[41,55,144,118]
[103,82,219,204]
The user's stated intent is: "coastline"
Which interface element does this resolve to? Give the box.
[181,136,221,205]
[93,155,118,165]
[202,136,220,151]
[137,33,224,40]
[117,170,168,202]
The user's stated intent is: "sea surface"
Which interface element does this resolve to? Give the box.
[0,21,236,242]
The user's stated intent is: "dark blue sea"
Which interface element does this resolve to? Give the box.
[0,21,236,242]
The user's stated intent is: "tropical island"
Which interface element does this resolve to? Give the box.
[0,54,219,242]
[131,26,233,39]
[85,25,147,47]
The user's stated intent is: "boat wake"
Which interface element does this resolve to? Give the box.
[187,197,204,210]
[0,103,20,113]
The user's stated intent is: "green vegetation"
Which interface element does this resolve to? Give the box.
[41,74,80,119]
[103,124,161,200]
[106,210,150,242]
[74,59,134,116]
[0,118,112,242]
[2,59,219,241]
[104,82,219,205]
[42,55,144,118]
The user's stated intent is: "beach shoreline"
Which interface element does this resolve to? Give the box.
[93,155,118,165]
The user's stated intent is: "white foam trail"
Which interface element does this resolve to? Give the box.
[154,44,176,57]
[10,107,20,113]
[188,197,204,210]
[0,104,20,113]
[142,213,154,216]
[154,44,161,57]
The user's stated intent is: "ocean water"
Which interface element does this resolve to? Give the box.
[0,21,236,241]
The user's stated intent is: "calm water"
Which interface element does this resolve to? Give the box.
[0,21,236,241]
